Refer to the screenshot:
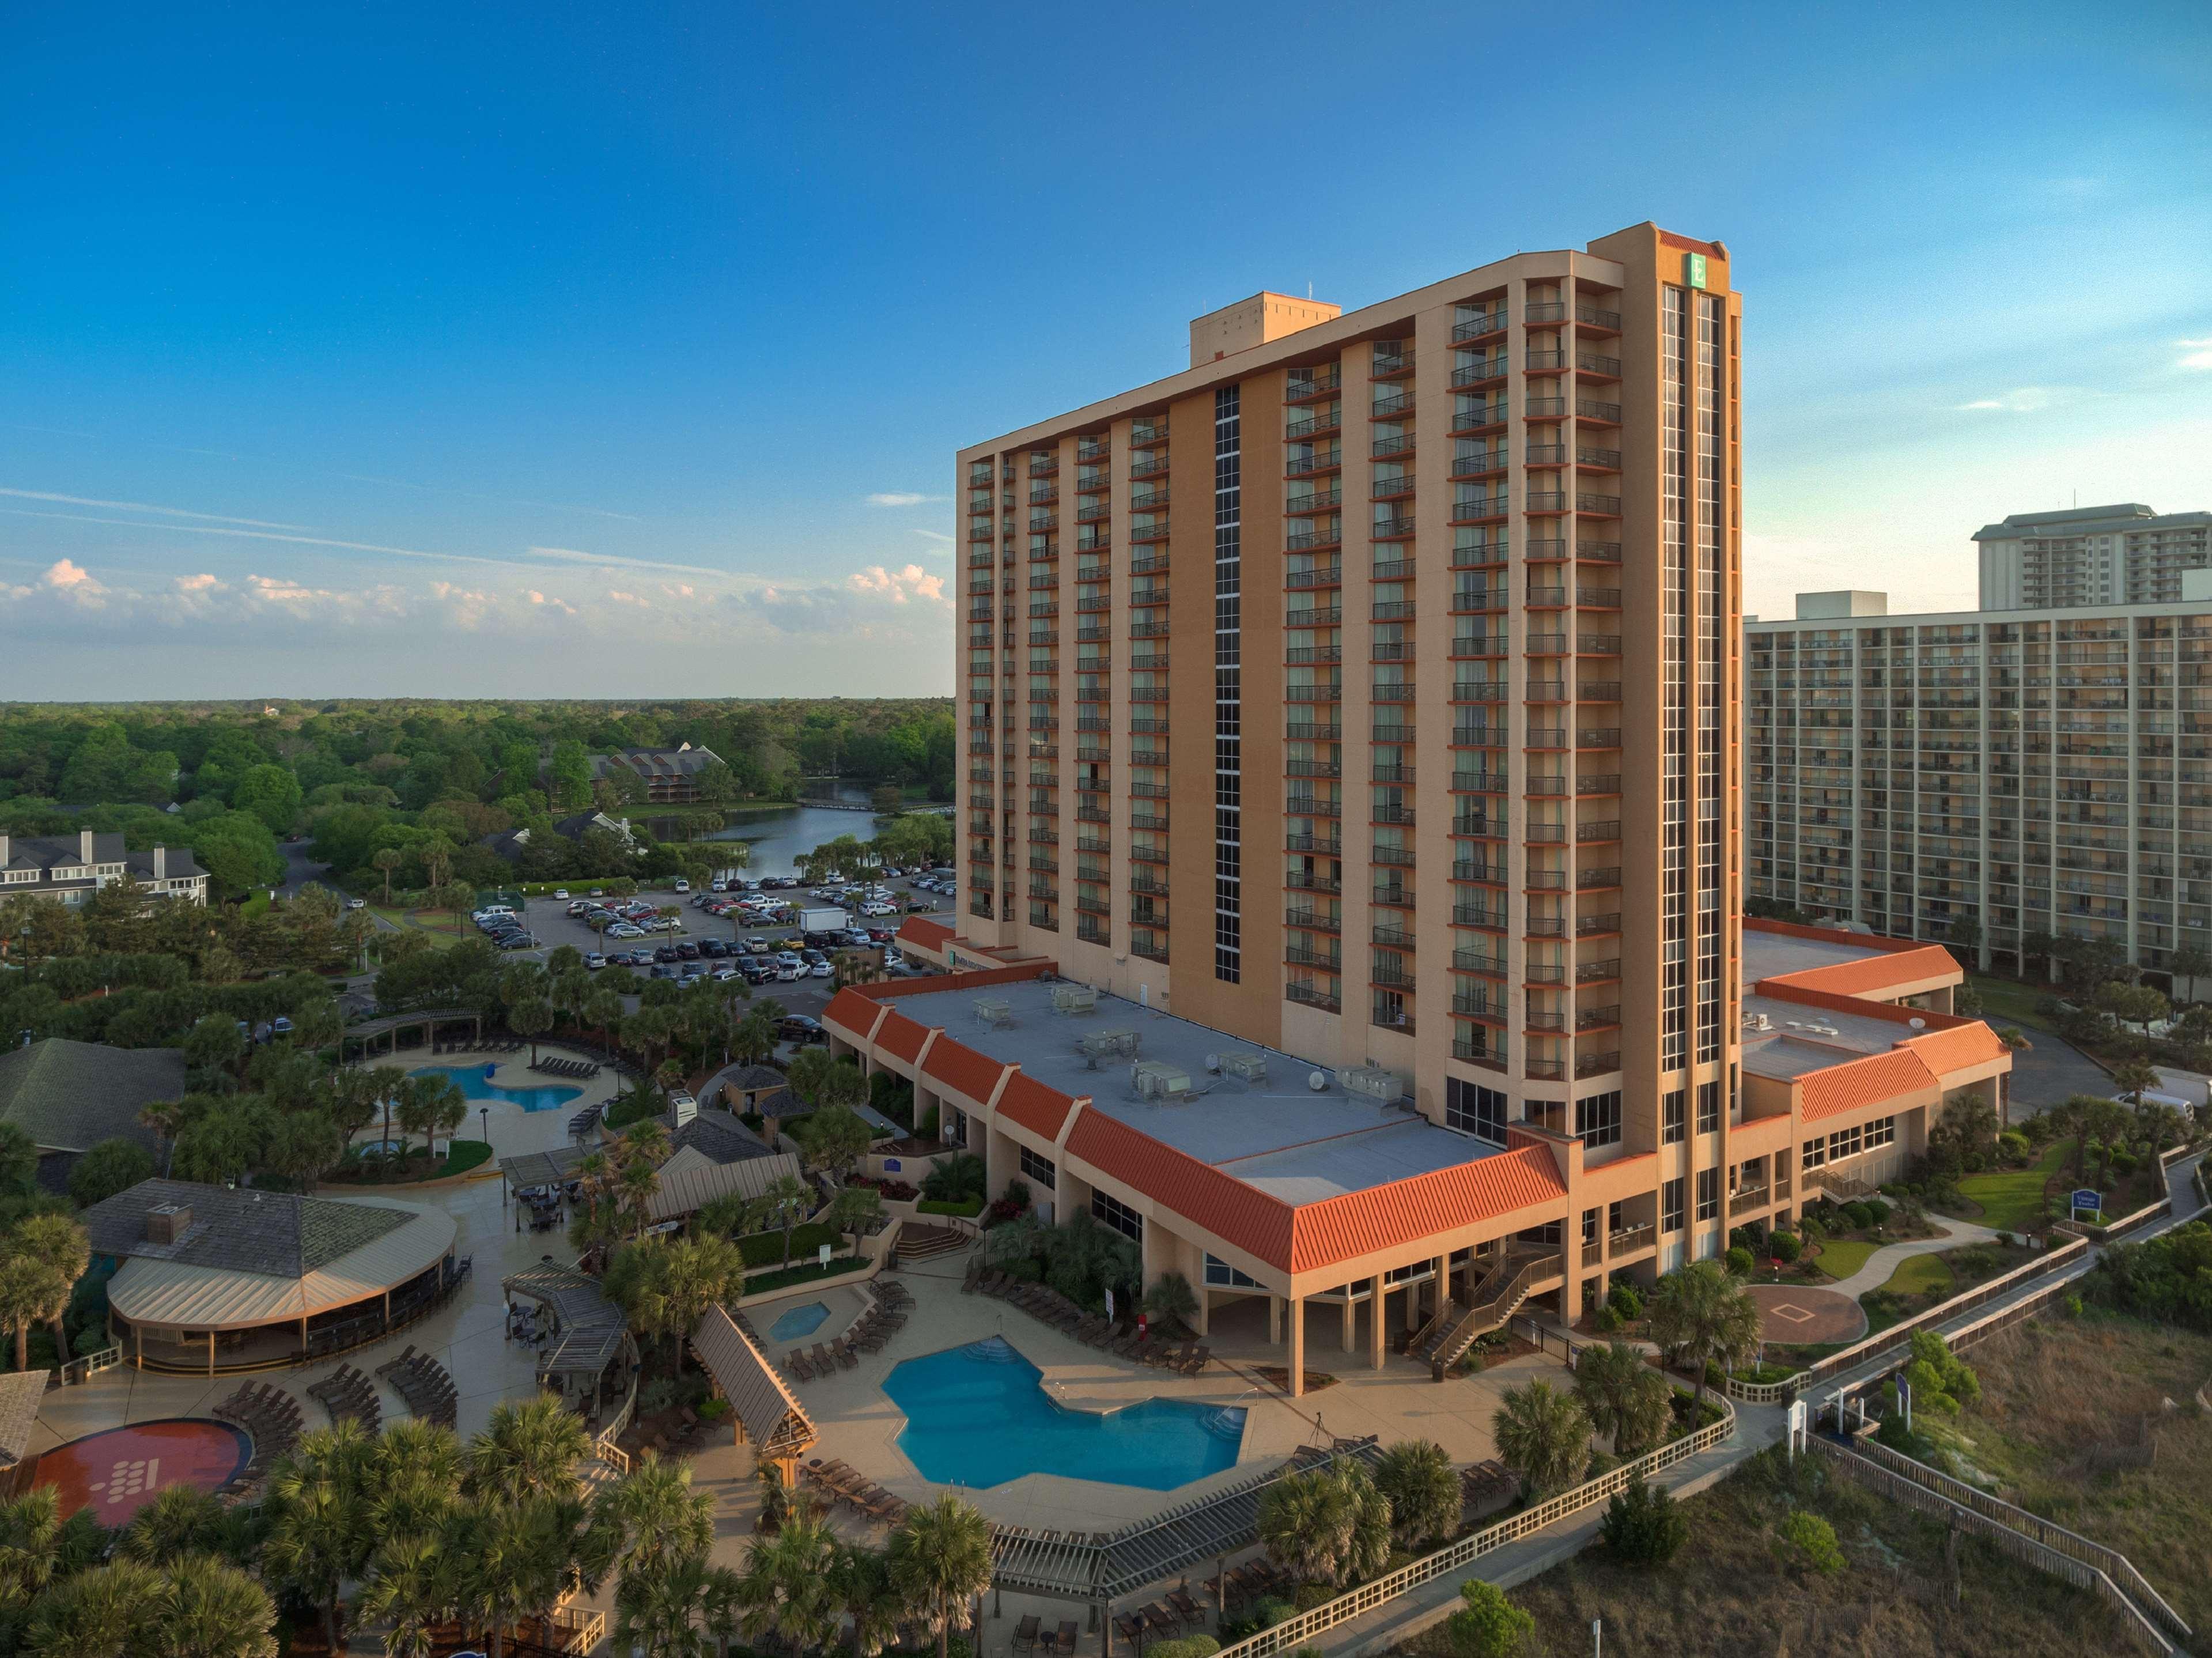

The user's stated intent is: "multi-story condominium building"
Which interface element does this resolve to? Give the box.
[871,225,2014,1391]
[0,832,207,907]
[1976,503,2212,611]
[1747,591,2212,975]
[567,743,726,805]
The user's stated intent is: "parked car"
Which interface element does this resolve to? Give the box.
[554,888,570,900]
[673,878,690,893]
[498,934,538,950]
[585,953,607,970]
[676,942,700,961]
[776,1015,826,1045]
[346,897,366,910]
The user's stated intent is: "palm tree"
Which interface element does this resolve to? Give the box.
[22,1558,165,1655]
[731,1011,777,1068]
[830,950,883,992]
[444,1497,571,1658]
[619,1157,664,1238]
[1372,1438,1461,1549]
[160,1553,280,1658]
[591,1453,717,1584]
[614,1550,712,1658]
[747,1174,816,1270]
[737,1515,842,1657]
[1572,1340,1674,1457]
[826,1184,882,1258]
[373,847,403,904]
[371,1417,466,1542]
[511,996,555,1066]
[1644,1261,1761,1407]
[697,1563,746,1658]
[119,1483,231,1566]
[886,1493,993,1658]
[356,1531,453,1658]
[2110,1054,2160,1107]
[1491,1378,1593,1498]
[0,1487,108,1624]
[466,1396,593,1510]
[1255,1460,1389,1587]
[263,1450,375,1653]
[830,1541,903,1658]
[7,1210,88,1363]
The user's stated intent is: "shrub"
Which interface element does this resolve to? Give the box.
[1291,1585,1332,1612]
[916,1196,984,1218]
[1840,1202,1873,1230]
[1903,1328,1980,1411]
[1997,1130,2030,1164]
[1593,1304,1621,1333]
[736,1223,842,1267]
[1606,1281,1644,1321]
[1250,1599,1295,1629]
[1149,1640,1221,1658]
[697,1396,731,1422]
[920,1151,985,1204]
[1863,1199,1892,1228]
[1774,1510,1846,1575]
[1598,1476,1689,1566]
[1768,1230,1802,1263]
[1446,1581,1533,1658]
[1723,1246,1755,1278]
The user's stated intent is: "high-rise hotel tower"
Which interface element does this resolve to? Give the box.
[955,223,1744,1150]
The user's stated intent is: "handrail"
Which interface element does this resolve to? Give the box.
[1850,1435,2191,1645]
[57,1343,123,1386]
[1813,1440,2179,1656]
[1425,1251,1560,1373]
[1203,1392,1735,1658]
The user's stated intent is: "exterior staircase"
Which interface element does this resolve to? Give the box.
[1415,1248,1561,1379]
[1805,1166,1880,1202]
[894,1221,969,1262]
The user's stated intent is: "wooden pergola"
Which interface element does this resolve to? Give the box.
[341,1007,485,1060]
[689,1305,816,1481]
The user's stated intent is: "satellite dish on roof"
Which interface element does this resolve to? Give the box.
[1908,1017,1926,1030]
[1307,1071,1328,1092]
[1204,1053,1220,1072]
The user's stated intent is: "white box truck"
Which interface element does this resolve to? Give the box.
[795,905,850,934]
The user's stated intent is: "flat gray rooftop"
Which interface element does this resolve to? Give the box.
[890,979,1499,1203]
[1741,927,1895,992]
[1740,991,1925,1082]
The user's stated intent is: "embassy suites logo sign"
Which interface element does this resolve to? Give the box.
[1684,251,1708,290]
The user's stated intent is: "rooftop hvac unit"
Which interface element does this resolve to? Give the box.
[1051,983,1099,1016]
[972,996,1014,1030]
[1219,1051,1268,1083]
[1077,1027,1142,1067]
[1338,1064,1406,1105]
[1130,1060,1193,1100]
[670,1092,698,1126]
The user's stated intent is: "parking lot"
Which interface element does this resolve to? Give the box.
[474,870,955,1015]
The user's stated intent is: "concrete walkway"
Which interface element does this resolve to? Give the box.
[1818,1211,2002,1297]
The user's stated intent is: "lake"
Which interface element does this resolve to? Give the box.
[651,781,886,878]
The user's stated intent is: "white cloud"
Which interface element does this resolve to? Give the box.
[910,527,955,543]
[43,557,99,590]
[865,492,944,507]
[1953,387,2063,413]
[524,545,730,579]
[845,563,946,605]
[173,572,222,592]
[2176,338,2212,372]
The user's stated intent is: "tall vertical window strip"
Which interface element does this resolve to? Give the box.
[1215,384,1243,983]
[1661,290,1690,1072]
[1693,294,1725,1062]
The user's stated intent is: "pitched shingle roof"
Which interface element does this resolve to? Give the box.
[0,1371,47,1471]
[0,1038,183,1155]
[77,1179,412,1276]
[659,1108,774,1165]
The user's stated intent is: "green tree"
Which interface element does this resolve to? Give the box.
[1372,1438,1461,1549]
[1774,1510,1846,1575]
[22,1558,167,1655]
[1445,1580,1532,1658]
[1597,1476,1688,1566]
[160,1551,281,1658]
[886,1493,993,1658]
[355,1530,453,1658]
[264,1111,344,1188]
[66,1137,156,1206]
[1645,1260,1761,1406]
[825,1183,882,1257]
[263,1422,378,1652]
[0,1124,36,1199]
[800,1103,872,1181]
[1254,1459,1392,1587]
[1140,1271,1200,1330]
[465,1395,594,1510]
[592,1452,717,1583]
[232,764,305,836]
[1574,1340,1675,1457]
[1491,1379,1591,1498]
[746,1174,816,1270]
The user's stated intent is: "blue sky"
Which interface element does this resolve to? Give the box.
[3,1,2207,698]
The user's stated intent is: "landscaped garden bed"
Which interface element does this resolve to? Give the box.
[324,1137,493,1185]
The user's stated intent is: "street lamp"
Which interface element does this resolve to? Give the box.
[480,1105,489,1150]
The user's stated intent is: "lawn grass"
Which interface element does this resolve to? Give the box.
[1968,972,2056,1031]
[1930,1310,2212,1636]
[1394,1444,2113,1658]
[1810,1238,1881,1280]
[1880,1253,1955,1297]
[1954,1139,2072,1232]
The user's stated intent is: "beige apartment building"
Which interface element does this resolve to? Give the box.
[957,222,1744,1146]
[1748,592,2212,975]
[899,230,2011,1385]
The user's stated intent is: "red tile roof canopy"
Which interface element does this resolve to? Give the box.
[995,1072,1079,1142]
[919,1036,1012,1108]
[1798,1048,1938,1124]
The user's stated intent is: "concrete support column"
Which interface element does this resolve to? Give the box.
[1340,1294,1355,1353]
[1287,1296,1306,1398]
[1268,1295,1282,1345]
[1193,1287,1209,1338]
[1432,1254,1448,1313]
[1368,1273,1386,1370]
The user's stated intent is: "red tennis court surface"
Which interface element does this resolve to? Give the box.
[32,1418,251,1524]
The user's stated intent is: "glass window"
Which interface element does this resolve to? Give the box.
[1019,1147,1057,1189]
[1695,1168,1720,1222]
[1091,1189,1142,1242]
[1695,1080,1720,1135]
[1661,1177,1686,1234]
[1445,1078,1509,1146]
[1574,1089,1622,1150]
[1661,1088,1686,1146]
[1203,1253,1262,1289]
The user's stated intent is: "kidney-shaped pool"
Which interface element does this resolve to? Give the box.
[882,1337,1245,1491]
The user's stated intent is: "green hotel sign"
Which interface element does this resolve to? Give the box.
[1685,252,1708,290]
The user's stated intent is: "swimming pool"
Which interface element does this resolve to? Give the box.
[407,1065,583,1113]
[882,1338,1245,1491]
[767,1301,834,1343]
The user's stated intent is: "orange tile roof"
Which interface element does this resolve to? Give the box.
[1899,1022,2008,1075]
[1287,1145,1568,1275]
[874,1010,933,1066]
[897,916,955,953]
[994,1072,1077,1142]
[820,989,886,1045]
[1063,1109,1296,1270]
[1764,944,1962,1000]
[920,1036,1010,1106]
[1798,1048,1938,1124]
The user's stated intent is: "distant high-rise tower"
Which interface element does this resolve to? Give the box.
[1975,504,2212,610]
